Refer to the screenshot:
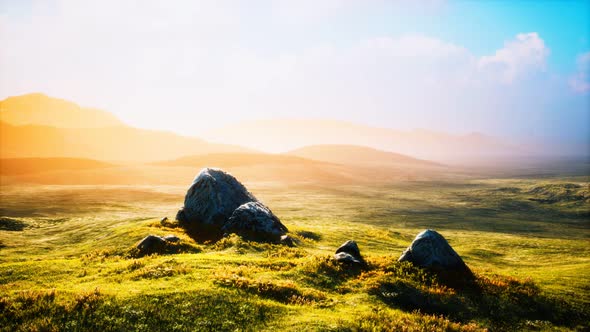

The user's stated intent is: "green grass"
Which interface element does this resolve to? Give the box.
[1,177,589,331]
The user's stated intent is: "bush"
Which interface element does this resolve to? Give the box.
[214,272,327,306]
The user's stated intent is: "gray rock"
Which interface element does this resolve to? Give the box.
[222,201,288,242]
[334,252,362,264]
[160,217,168,223]
[136,235,166,254]
[334,240,365,266]
[398,229,467,270]
[163,234,181,242]
[177,168,258,238]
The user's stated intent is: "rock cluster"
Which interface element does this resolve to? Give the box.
[177,168,289,242]
[398,229,468,271]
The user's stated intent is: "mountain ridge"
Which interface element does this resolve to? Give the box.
[0,93,253,162]
[0,93,124,128]
[0,121,251,162]
[286,144,443,168]
[201,118,520,164]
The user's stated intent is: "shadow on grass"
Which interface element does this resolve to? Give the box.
[0,217,27,231]
[297,255,365,292]
[0,288,282,332]
[367,261,589,331]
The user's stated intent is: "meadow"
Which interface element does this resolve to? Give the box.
[1,176,589,331]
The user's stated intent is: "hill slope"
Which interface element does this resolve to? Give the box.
[202,119,519,164]
[0,121,250,162]
[0,93,253,162]
[155,153,331,168]
[286,144,442,168]
[154,153,369,184]
[0,157,114,175]
[0,93,123,128]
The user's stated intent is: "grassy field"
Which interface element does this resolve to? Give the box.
[1,176,589,331]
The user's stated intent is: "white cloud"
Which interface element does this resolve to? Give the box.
[0,2,583,140]
[569,51,590,93]
[478,32,549,83]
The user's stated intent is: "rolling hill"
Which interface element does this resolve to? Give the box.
[201,119,521,164]
[0,94,251,162]
[0,157,115,175]
[0,121,250,162]
[154,153,330,168]
[151,152,452,185]
[286,144,442,168]
[153,153,365,184]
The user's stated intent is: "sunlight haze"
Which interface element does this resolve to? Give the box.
[1,0,589,150]
[2,2,590,330]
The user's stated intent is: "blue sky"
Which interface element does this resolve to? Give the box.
[1,0,589,146]
[226,1,590,73]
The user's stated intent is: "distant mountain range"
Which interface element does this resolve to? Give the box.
[202,119,522,164]
[3,92,580,185]
[286,144,442,168]
[0,94,249,162]
[0,93,123,128]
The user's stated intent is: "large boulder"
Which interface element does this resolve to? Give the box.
[176,168,258,239]
[334,240,366,266]
[398,229,468,271]
[222,201,288,242]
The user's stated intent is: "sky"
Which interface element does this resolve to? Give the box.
[1,0,589,144]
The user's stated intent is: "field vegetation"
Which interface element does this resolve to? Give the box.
[1,177,589,331]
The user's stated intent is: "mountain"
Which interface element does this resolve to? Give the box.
[0,93,123,128]
[201,119,521,164]
[0,94,251,162]
[286,145,442,168]
[0,121,250,162]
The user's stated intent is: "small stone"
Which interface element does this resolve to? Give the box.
[398,229,468,271]
[163,235,180,242]
[280,235,296,247]
[136,235,166,254]
[334,240,365,266]
[160,217,168,223]
[334,252,362,264]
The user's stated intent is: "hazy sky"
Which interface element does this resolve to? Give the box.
[1,0,589,143]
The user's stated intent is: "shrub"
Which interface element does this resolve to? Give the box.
[0,289,280,332]
[365,261,588,330]
[214,272,327,305]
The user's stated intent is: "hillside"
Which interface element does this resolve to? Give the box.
[0,157,114,175]
[153,153,373,184]
[202,119,520,164]
[0,121,250,162]
[0,94,252,162]
[0,152,452,186]
[286,144,442,168]
[0,93,123,128]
